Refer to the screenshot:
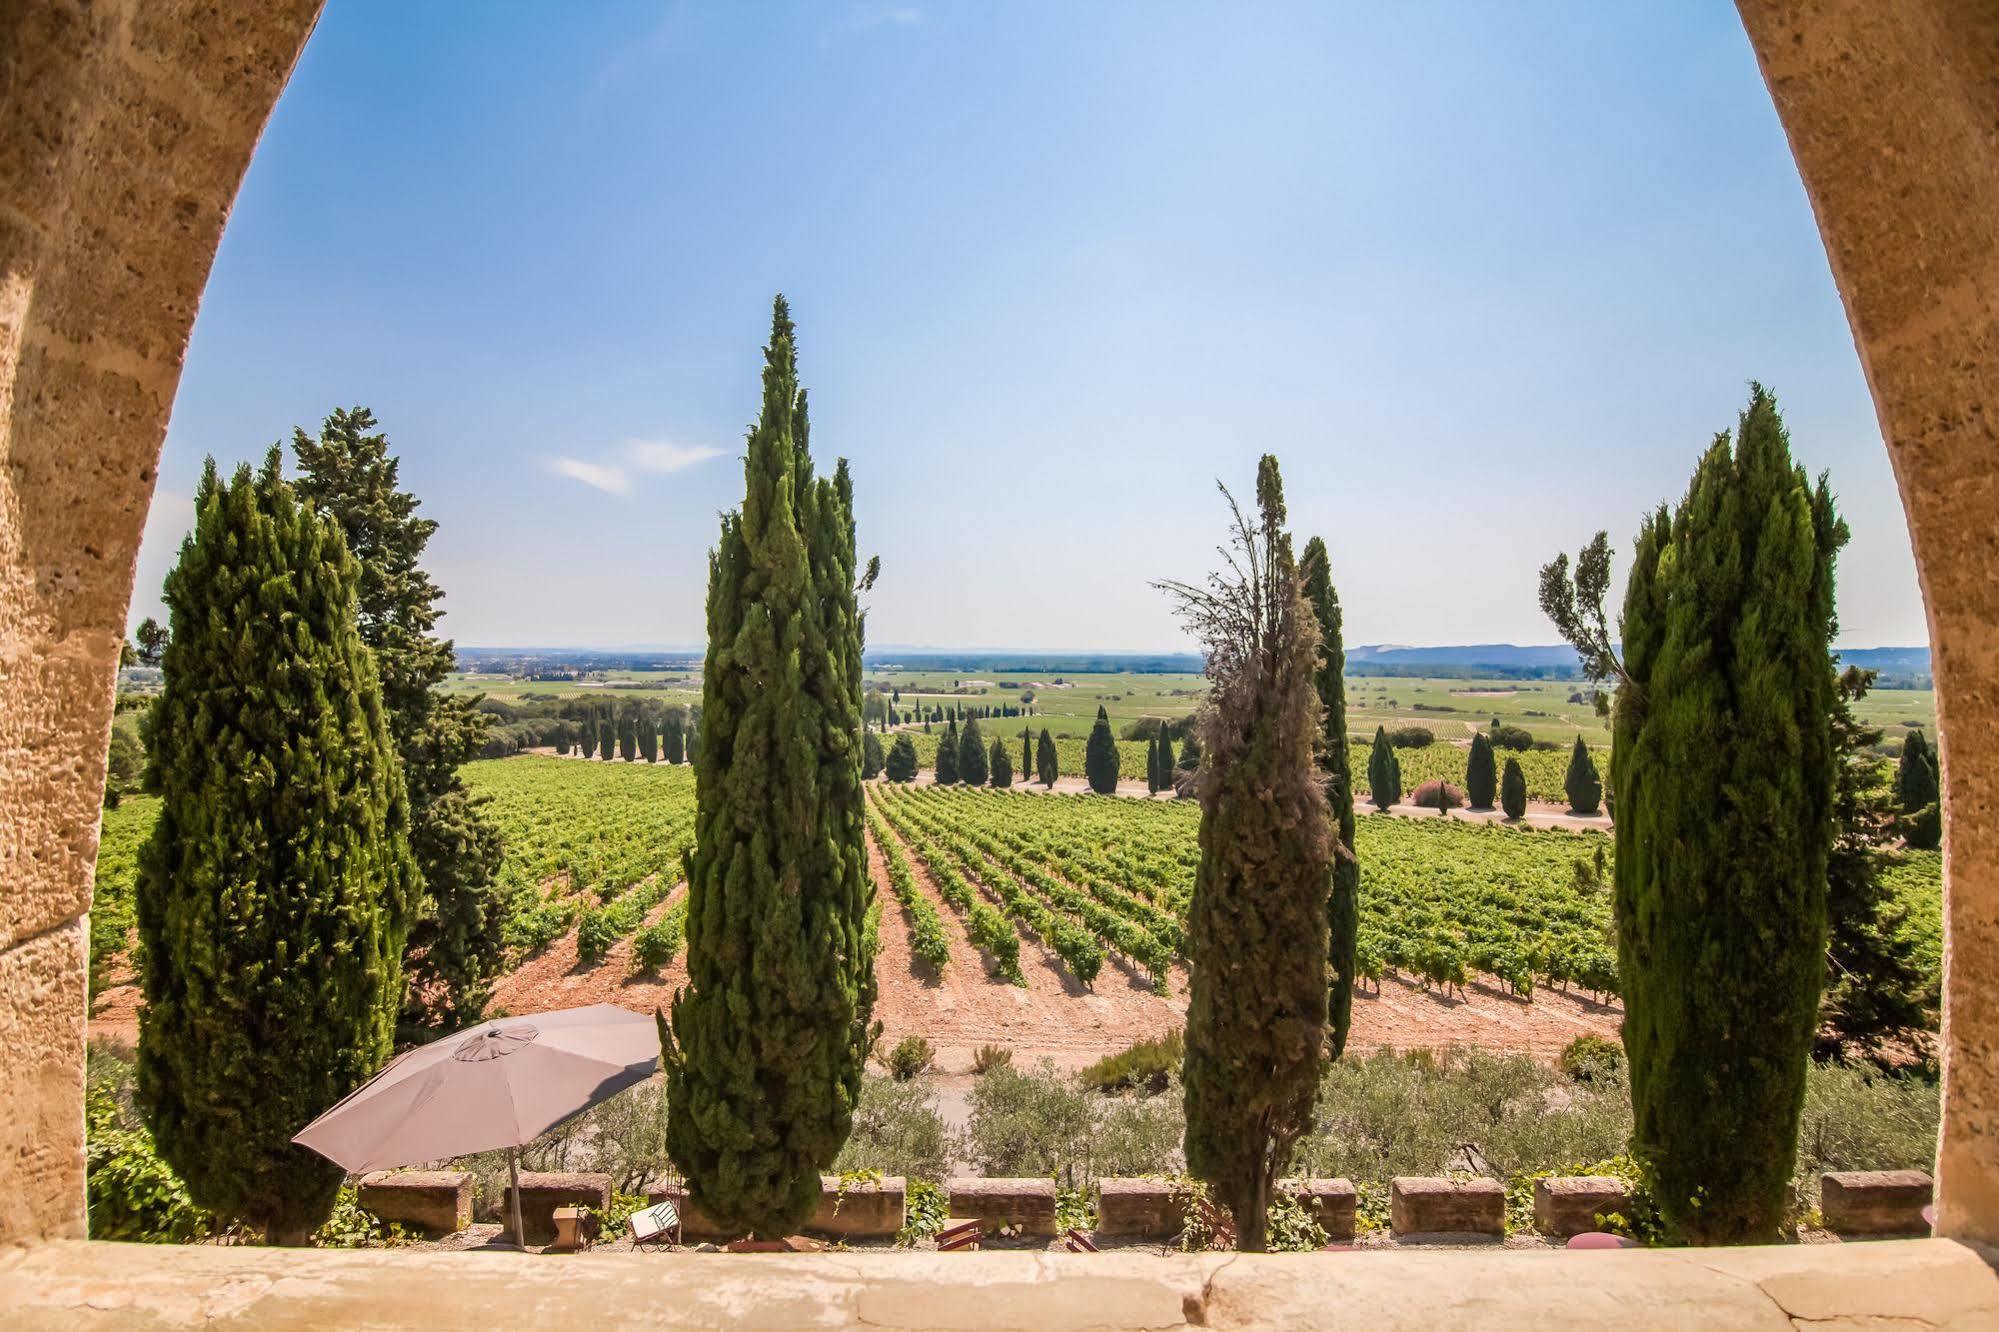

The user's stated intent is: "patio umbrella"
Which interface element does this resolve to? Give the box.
[294,1003,661,1246]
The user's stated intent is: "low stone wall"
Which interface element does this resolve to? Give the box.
[649,1177,905,1241]
[1822,1171,1933,1237]
[1533,1176,1632,1239]
[1284,1178,1357,1242]
[1390,1178,1504,1238]
[1097,1179,1186,1239]
[503,1172,611,1245]
[946,1177,1058,1237]
[357,1170,473,1237]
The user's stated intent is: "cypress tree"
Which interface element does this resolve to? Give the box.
[1157,731,1177,788]
[1085,704,1120,794]
[1302,535,1360,1061]
[639,717,659,763]
[1021,727,1032,784]
[1037,728,1059,788]
[137,453,415,1242]
[1608,385,1845,1244]
[936,719,960,784]
[1366,725,1400,810]
[664,715,686,764]
[886,733,918,782]
[1178,731,1202,771]
[599,716,615,760]
[1466,732,1498,810]
[1146,732,1162,794]
[579,714,597,760]
[1564,735,1602,815]
[664,297,875,1240]
[1897,729,1941,850]
[863,730,884,779]
[989,736,1012,788]
[958,716,988,786]
[1158,456,1330,1251]
[293,406,505,1041]
[1500,757,1527,819]
[615,713,635,762]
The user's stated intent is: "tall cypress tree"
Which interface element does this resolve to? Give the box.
[599,716,615,760]
[989,736,1012,788]
[1466,733,1497,810]
[618,712,638,762]
[1897,729,1941,850]
[664,298,876,1240]
[640,718,659,763]
[1145,732,1162,794]
[578,714,596,760]
[1605,385,1845,1244]
[1302,535,1360,1061]
[1500,757,1527,820]
[1085,704,1120,794]
[292,407,504,1041]
[1366,725,1400,810]
[1564,735,1602,815]
[886,733,918,783]
[664,714,686,764]
[958,716,988,786]
[1158,456,1330,1251]
[862,730,884,779]
[1021,727,1033,784]
[137,453,415,1242]
[1037,728,1059,788]
[1157,731,1177,789]
[936,719,960,784]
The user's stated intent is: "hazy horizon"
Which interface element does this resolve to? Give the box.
[129,2,1929,652]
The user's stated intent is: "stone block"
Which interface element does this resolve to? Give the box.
[1096,1178,1187,1239]
[357,1170,472,1237]
[807,1175,905,1239]
[1390,1177,1504,1238]
[944,1177,1058,1237]
[1822,1170,1933,1236]
[1531,1175,1632,1238]
[1280,1178,1358,1241]
[502,1172,610,1246]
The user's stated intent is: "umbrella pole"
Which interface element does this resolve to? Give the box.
[508,1145,526,1249]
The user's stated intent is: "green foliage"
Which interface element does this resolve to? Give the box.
[137,452,415,1241]
[86,1080,213,1244]
[1500,758,1527,820]
[1366,726,1401,810]
[868,804,951,972]
[1084,705,1121,793]
[293,407,505,1044]
[1792,1063,1940,1208]
[896,1177,949,1246]
[1037,728,1059,788]
[1265,1186,1330,1252]
[1465,732,1498,810]
[961,1062,1096,1183]
[972,1043,1014,1075]
[103,719,144,809]
[1897,729,1939,815]
[665,297,876,1240]
[835,1075,951,1182]
[1563,734,1602,815]
[957,716,988,786]
[886,734,918,782]
[1078,1029,1185,1094]
[1303,535,1360,1062]
[936,719,960,784]
[887,1035,936,1081]
[988,735,1012,788]
[312,1185,414,1249]
[870,791,1024,983]
[134,616,169,668]
[1388,725,1434,748]
[1609,384,1846,1244]
[1169,456,1330,1251]
[631,907,688,972]
[862,729,884,779]
[1558,1033,1625,1085]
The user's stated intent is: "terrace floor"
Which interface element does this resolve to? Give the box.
[4,1236,1994,1329]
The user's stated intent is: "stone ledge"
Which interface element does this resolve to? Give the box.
[357,1170,473,1237]
[1533,1176,1632,1239]
[946,1177,1057,1237]
[502,1172,610,1246]
[651,1176,905,1241]
[1390,1177,1504,1238]
[1822,1170,1933,1237]
[1,1238,1993,1330]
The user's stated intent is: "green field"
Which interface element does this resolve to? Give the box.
[94,754,1944,1013]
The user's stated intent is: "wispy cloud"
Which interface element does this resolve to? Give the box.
[548,457,630,494]
[841,5,923,32]
[627,439,725,474]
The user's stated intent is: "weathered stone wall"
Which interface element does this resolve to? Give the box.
[0,0,321,1244]
[1735,0,1999,1246]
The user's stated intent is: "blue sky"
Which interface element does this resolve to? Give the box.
[134,1,1925,651]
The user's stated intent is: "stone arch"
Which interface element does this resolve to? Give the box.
[1,0,1994,1247]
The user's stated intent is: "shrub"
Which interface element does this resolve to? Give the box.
[631,909,686,972]
[1410,780,1465,811]
[961,1062,1095,1183]
[1091,1087,1186,1179]
[574,907,620,963]
[1558,1034,1625,1085]
[1388,726,1434,749]
[1563,735,1603,816]
[1079,1029,1184,1094]
[896,1177,949,1246]
[85,1082,213,1243]
[1489,724,1534,751]
[835,1075,951,1182]
[1792,1063,1940,1208]
[971,1044,1014,1075]
[887,1035,935,1081]
[1500,759,1528,819]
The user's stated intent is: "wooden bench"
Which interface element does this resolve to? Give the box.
[937,1217,982,1252]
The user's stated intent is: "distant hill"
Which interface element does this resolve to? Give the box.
[1347,644,1583,679]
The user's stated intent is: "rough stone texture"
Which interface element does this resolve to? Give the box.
[502,1172,611,1246]
[1281,1177,1358,1241]
[1096,1178,1187,1239]
[4,1237,1997,1329]
[1390,1177,1505,1238]
[1533,1175,1634,1239]
[356,1171,473,1237]
[1822,1170,1934,1237]
[0,0,322,1245]
[806,1174,905,1240]
[1736,0,1999,1247]
[945,1177,1058,1237]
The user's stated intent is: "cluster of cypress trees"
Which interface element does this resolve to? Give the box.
[137,454,416,1242]
[1084,705,1121,793]
[663,298,877,1240]
[1145,729,1177,794]
[1302,536,1360,1061]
